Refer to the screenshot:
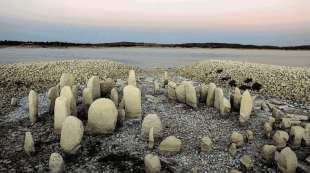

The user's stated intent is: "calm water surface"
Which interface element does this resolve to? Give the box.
[0,47,309,68]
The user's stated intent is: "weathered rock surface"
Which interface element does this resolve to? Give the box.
[59,73,74,89]
[201,136,213,152]
[230,132,244,147]
[290,126,305,146]
[214,88,224,110]
[167,81,177,100]
[28,90,38,124]
[240,155,254,170]
[239,90,253,124]
[184,81,197,108]
[87,98,118,134]
[273,130,289,148]
[275,147,298,173]
[228,143,237,157]
[206,83,216,107]
[60,86,77,116]
[54,96,70,134]
[246,130,254,141]
[60,116,84,154]
[175,84,186,103]
[159,136,182,154]
[24,132,35,155]
[142,114,162,138]
[49,152,64,173]
[11,97,18,106]
[148,127,155,149]
[200,83,208,102]
[264,122,273,138]
[144,154,161,173]
[220,97,231,115]
[48,86,59,114]
[87,76,101,101]
[153,80,160,95]
[123,85,142,119]
[262,144,277,161]
[110,88,119,107]
[100,78,115,97]
[128,70,137,86]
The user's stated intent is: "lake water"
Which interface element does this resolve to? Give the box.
[0,47,309,68]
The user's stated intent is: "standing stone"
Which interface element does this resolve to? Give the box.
[100,78,115,97]
[60,116,84,154]
[220,97,231,115]
[290,126,305,146]
[272,107,281,120]
[87,76,101,100]
[82,88,92,110]
[11,97,18,106]
[201,136,213,152]
[60,86,77,116]
[228,143,237,157]
[87,98,118,134]
[184,81,197,108]
[275,147,297,173]
[240,155,254,170]
[281,118,292,129]
[123,85,142,119]
[239,90,253,124]
[159,136,182,154]
[200,83,208,102]
[233,87,242,110]
[153,80,160,95]
[214,88,224,110]
[59,73,74,89]
[128,70,137,86]
[273,130,289,148]
[167,81,177,100]
[148,127,155,149]
[206,83,216,106]
[144,154,161,173]
[262,144,277,161]
[175,84,186,103]
[24,132,35,155]
[164,71,169,86]
[264,122,273,138]
[54,96,71,134]
[142,114,163,138]
[71,84,79,101]
[110,88,119,107]
[49,153,64,173]
[246,130,254,141]
[48,86,59,114]
[230,132,244,147]
[28,90,38,124]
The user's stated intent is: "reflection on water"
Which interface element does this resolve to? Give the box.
[0,47,309,68]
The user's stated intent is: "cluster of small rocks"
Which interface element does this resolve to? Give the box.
[177,60,310,102]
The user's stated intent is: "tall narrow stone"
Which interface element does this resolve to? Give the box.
[233,87,242,110]
[184,81,197,108]
[128,70,137,86]
[153,80,160,95]
[123,85,142,119]
[164,71,169,86]
[60,86,77,116]
[220,97,231,115]
[59,73,74,89]
[87,98,118,134]
[239,90,253,124]
[110,88,119,107]
[60,116,84,154]
[214,88,224,110]
[87,76,101,100]
[206,83,216,106]
[175,84,186,103]
[24,132,35,155]
[54,96,70,134]
[48,86,59,114]
[167,81,177,100]
[28,90,38,124]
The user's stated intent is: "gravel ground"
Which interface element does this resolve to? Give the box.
[0,60,309,172]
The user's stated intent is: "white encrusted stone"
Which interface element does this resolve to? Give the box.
[123,85,142,119]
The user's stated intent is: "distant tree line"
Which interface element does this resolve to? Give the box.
[0,40,309,50]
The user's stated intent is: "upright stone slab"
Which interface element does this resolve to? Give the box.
[275,147,297,173]
[290,126,304,146]
[82,88,92,109]
[60,116,84,154]
[48,86,60,114]
[164,71,169,86]
[87,98,118,134]
[54,96,70,134]
[123,85,142,119]
[233,87,242,110]
[184,81,197,108]
[200,83,208,103]
[239,90,253,124]
[153,80,160,95]
[206,83,216,106]
[144,154,161,173]
[262,144,277,161]
[142,114,163,138]
[71,84,79,101]
[214,88,224,110]
[167,81,177,100]
[49,153,64,173]
[87,76,101,101]
[220,97,231,115]
[100,78,115,97]
[59,73,74,89]
[230,132,244,147]
[128,70,137,86]
[24,131,35,155]
[273,130,289,148]
[175,84,186,103]
[60,86,77,116]
[110,88,119,107]
[28,90,38,124]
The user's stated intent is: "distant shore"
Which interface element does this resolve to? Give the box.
[1,41,310,50]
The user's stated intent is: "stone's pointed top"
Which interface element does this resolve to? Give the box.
[128,69,137,86]
[24,131,35,155]
[60,73,74,89]
[49,152,64,173]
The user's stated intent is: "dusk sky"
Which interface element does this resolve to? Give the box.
[0,0,310,46]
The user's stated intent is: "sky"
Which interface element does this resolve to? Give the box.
[0,0,310,46]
